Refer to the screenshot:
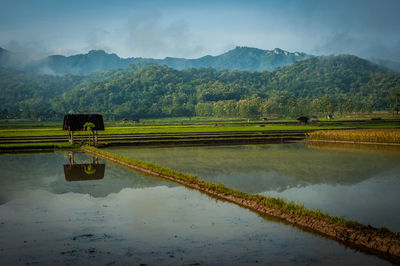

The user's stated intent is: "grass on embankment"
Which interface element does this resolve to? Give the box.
[83,145,377,231]
[307,129,400,144]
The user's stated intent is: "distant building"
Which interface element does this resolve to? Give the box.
[296,116,309,124]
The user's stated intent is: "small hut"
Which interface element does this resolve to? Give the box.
[63,114,104,144]
[296,116,309,124]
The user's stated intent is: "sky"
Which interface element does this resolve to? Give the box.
[1,0,399,61]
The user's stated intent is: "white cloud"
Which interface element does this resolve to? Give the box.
[118,12,204,59]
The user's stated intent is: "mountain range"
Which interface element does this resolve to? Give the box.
[1,46,308,75]
[1,45,399,121]
[1,46,400,76]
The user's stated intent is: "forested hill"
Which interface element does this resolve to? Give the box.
[48,55,399,120]
[1,54,399,120]
[0,46,308,75]
[0,66,136,119]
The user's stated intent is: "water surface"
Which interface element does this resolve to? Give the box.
[0,152,392,265]
[106,142,400,231]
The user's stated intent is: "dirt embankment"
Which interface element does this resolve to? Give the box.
[81,147,400,264]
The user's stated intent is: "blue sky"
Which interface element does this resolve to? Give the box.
[1,0,399,61]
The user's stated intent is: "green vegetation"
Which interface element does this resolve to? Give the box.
[83,145,384,231]
[52,56,399,120]
[0,124,349,138]
[2,119,399,139]
[308,129,400,143]
[1,55,399,121]
[0,65,134,120]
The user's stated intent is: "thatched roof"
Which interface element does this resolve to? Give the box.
[296,116,309,123]
[63,114,104,131]
[64,164,105,181]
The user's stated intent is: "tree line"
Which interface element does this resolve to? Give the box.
[1,55,399,120]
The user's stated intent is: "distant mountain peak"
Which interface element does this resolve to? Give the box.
[88,50,107,55]
[0,47,11,56]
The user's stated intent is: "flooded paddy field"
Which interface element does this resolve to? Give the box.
[106,142,400,233]
[0,152,391,265]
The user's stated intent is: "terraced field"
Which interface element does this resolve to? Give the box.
[0,130,306,146]
[0,118,398,149]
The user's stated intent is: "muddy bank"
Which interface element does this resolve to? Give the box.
[81,147,400,264]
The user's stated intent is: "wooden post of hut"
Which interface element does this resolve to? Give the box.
[63,114,105,146]
[68,127,74,144]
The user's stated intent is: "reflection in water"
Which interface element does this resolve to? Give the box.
[106,143,400,231]
[0,152,392,265]
[0,152,173,199]
[63,152,105,181]
[64,164,105,181]
[307,141,400,155]
[106,143,400,193]
[0,182,389,265]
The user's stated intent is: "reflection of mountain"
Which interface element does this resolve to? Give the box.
[213,171,308,194]
[108,143,400,194]
[0,152,173,203]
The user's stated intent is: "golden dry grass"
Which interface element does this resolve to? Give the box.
[307,129,400,143]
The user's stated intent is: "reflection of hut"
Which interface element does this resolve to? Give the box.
[64,152,105,181]
[63,114,104,144]
[297,116,309,124]
[64,164,105,181]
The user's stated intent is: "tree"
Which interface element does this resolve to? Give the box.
[318,95,335,115]
[83,122,95,145]
[389,91,400,115]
